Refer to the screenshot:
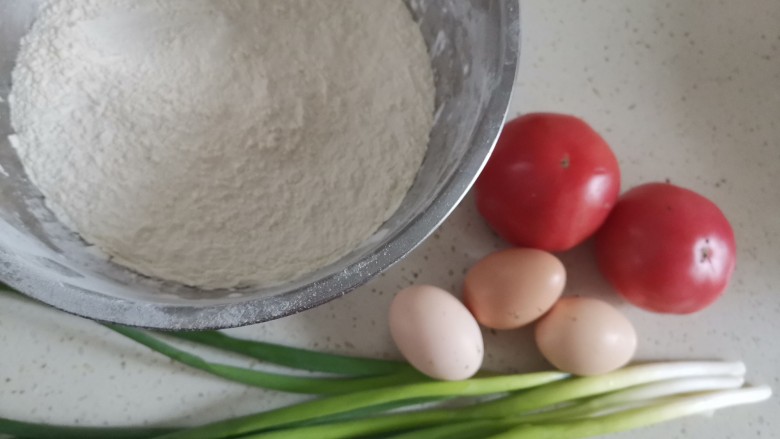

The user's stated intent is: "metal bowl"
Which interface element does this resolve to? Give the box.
[0,0,519,330]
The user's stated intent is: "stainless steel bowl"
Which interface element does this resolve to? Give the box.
[0,0,519,329]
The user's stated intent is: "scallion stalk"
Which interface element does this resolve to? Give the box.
[512,375,746,422]
[384,420,513,439]
[152,371,568,439]
[465,361,746,419]
[166,331,411,376]
[0,290,771,439]
[485,386,772,439]
[224,363,751,439]
[0,417,175,439]
[108,325,427,395]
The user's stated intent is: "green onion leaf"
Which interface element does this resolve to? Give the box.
[466,361,746,418]
[151,371,568,439]
[167,331,410,376]
[485,386,772,439]
[0,417,175,439]
[107,325,427,395]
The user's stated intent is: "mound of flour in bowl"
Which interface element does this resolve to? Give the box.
[9,0,434,289]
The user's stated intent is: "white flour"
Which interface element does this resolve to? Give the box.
[9,0,434,289]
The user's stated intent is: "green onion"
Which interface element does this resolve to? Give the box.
[152,371,568,439]
[513,376,746,422]
[0,417,174,439]
[107,325,427,395]
[0,289,771,439]
[233,362,746,439]
[485,386,772,439]
[385,420,512,439]
[167,331,410,376]
[465,361,747,418]
[241,380,771,439]
[288,396,453,427]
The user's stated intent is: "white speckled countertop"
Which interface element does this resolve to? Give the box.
[1,1,779,437]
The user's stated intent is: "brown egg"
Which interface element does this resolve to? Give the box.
[463,248,566,329]
[388,285,484,381]
[535,297,638,376]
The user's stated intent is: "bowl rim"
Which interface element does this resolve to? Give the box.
[2,0,520,330]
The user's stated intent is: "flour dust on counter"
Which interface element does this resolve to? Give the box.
[8,0,434,289]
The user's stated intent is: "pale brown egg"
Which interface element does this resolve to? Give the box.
[463,248,566,330]
[388,285,484,381]
[535,297,637,376]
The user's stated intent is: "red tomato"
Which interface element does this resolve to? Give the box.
[595,183,737,314]
[475,113,620,252]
